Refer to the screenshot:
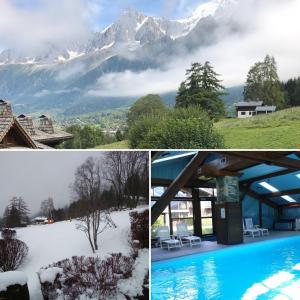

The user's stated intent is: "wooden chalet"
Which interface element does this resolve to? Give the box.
[0,100,73,149]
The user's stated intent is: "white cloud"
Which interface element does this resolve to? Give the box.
[87,66,186,97]
[0,0,94,55]
[88,0,300,97]
[56,63,87,81]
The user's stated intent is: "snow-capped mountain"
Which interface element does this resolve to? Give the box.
[0,0,240,115]
[0,0,237,65]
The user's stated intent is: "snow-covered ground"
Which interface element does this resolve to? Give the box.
[11,206,149,300]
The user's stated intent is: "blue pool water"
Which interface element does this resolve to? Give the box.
[152,236,300,300]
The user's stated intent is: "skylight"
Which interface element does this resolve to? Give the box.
[281,195,297,203]
[153,152,197,164]
[259,182,279,192]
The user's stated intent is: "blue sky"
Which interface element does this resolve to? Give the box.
[12,0,207,30]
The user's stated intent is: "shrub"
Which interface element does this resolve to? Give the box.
[127,94,167,127]
[0,239,29,272]
[1,229,16,239]
[39,254,134,300]
[128,106,224,149]
[129,210,149,249]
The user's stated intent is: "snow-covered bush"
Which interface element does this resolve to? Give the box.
[1,228,16,239]
[0,271,29,300]
[130,210,149,249]
[0,239,28,272]
[39,253,134,300]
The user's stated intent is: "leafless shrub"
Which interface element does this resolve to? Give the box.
[0,239,28,272]
[39,254,134,300]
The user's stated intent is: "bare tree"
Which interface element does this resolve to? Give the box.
[105,152,148,209]
[40,197,55,218]
[72,157,116,253]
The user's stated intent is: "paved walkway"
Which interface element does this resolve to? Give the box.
[152,231,300,262]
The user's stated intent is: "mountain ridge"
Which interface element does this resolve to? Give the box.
[0,0,241,116]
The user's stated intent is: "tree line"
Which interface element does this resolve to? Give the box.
[1,152,149,230]
[123,54,300,149]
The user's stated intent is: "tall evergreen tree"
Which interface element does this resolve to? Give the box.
[244,55,285,108]
[3,197,30,227]
[175,62,225,119]
[283,77,300,107]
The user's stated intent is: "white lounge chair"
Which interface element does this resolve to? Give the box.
[243,220,260,237]
[156,226,182,251]
[245,218,269,236]
[176,223,201,248]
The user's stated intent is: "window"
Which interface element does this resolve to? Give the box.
[170,201,194,235]
[151,201,170,237]
[241,111,246,115]
[200,201,214,235]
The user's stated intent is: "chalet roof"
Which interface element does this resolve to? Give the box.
[0,99,73,148]
[255,106,276,112]
[32,128,73,143]
[235,101,263,107]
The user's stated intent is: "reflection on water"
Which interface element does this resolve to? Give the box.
[152,236,300,300]
[242,264,300,299]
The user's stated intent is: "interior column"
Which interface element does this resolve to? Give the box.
[214,176,243,245]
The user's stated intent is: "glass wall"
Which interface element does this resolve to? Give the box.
[170,201,194,235]
[151,187,217,238]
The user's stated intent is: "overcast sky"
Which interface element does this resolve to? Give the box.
[0,151,105,217]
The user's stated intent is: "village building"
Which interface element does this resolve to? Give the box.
[0,100,72,149]
[235,101,276,118]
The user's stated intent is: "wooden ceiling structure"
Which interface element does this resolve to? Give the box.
[151,151,300,224]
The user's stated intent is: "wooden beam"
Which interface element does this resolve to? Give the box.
[199,164,242,177]
[218,152,300,170]
[151,151,162,162]
[151,152,208,225]
[240,185,278,209]
[281,203,300,208]
[240,169,295,184]
[151,178,215,188]
[264,188,300,198]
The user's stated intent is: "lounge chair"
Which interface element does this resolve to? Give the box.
[156,226,182,251]
[243,220,261,237]
[245,218,269,236]
[176,223,201,248]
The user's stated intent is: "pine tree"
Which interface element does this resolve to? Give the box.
[3,197,30,228]
[244,55,285,108]
[175,61,225,119]
[175,82,189,108]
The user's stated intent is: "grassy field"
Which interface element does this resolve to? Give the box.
[95,140,129,149]
[215,107,300,149]
[96,107,300,149]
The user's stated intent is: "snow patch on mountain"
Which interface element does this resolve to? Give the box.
[0,0,238,65]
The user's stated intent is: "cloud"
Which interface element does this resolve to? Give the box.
[56,63,87,81]
[87,66,186,97]
[0,0,94,55]
[88,0,300,97]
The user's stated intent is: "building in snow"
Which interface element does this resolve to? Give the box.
[235,101,276,118]
[0,100,73,149]
[31,217,49,225]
